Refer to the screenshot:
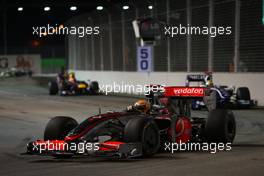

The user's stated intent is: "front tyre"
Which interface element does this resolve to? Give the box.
[236,87,251,108]
[124,118,160,157]
[89,81,99,94]
[44,116,78,140]
[236,87,250,100]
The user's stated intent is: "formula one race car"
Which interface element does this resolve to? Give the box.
[186,73,256,109]
[25,86,236,159]
[49,80,99,96]
[49,72,99,96]
[0,67,33,77]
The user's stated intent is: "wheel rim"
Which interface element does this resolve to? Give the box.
[142,124,159,153]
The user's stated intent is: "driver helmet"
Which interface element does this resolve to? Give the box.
[69,72,75,77]
[134,99,151,114]
[204,75,213,87]
[68,72,76,82]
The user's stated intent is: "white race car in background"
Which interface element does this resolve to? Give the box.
[186,73,257,110]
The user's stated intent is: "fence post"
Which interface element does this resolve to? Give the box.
[187,0,192,72]
[208,0,214,72]
[234,0,241,72]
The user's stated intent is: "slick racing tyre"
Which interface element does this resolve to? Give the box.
[89,81,99,94]
[44,116,78,140]
[205,109,236,143]
[49,80,59,95]
[124,118,160,157]
[236,87,250,100]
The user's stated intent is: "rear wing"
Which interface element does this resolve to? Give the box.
[163,86,206,98]
[186,73,213,87]
[186,74,207,82]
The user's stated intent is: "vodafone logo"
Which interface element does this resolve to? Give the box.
[164,87,205,97]
[173,88,204,95]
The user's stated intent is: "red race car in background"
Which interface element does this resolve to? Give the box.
[25,86,236,158]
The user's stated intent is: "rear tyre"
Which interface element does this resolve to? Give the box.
[49,81,59,95]
[205,109,236,143]
[124,118,160,157]
[44,116,78,140]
